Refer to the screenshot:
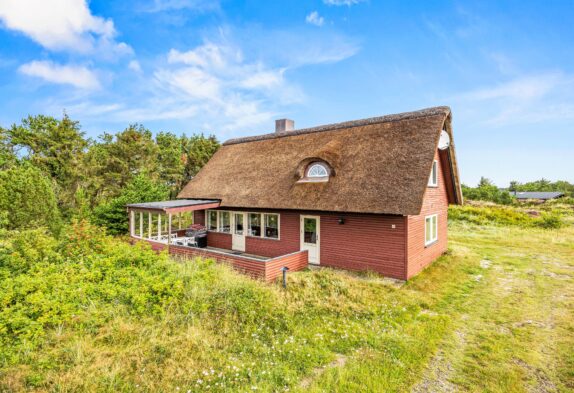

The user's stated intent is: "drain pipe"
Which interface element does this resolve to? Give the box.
[281,266,289,289]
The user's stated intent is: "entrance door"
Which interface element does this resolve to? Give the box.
[300,215,320,264]
[232,212,246,252]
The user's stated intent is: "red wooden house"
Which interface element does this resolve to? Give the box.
[127,106,462,281]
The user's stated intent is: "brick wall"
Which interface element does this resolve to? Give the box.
[319,213,407,279]
[406,150,449,278]
[203,208,408,280]
[135,238,307,282]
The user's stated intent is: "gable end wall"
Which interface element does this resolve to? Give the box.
[406,150,449,278]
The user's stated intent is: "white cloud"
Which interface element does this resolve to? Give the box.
[18,60,100,90]
[461,73,564,101]
[306,11,325,27]
[128,60,143,73]
[453,72,574,126]
[323,0,365,6]
[140,0,219,13]
[0,0,131,55]
[41,28,360,136]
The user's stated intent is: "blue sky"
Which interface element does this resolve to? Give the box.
[1,0,573,186]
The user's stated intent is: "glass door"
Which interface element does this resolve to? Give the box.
[232,212,246,252]
[300,215,320,264]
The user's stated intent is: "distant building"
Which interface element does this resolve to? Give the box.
[510,191,565,201]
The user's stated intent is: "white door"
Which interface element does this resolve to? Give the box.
[232,212,246,252]
[300,215,320,264]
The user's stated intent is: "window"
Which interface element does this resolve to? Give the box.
[234,213,244,235]
[425,214,438,246]
[307,163,329,178]
[219,211,231,233]
[207,210,279,239]
[248,213,261,237]
[428,160,438,186]
[303,217,317,244]
[208,210,218,231]
[264,213,279,239]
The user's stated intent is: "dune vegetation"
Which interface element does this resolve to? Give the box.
[1,203,573,392]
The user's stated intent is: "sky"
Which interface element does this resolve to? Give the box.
[0,0,573,186]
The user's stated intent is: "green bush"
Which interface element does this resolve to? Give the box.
[0,221,286,366]
[449,204,565,229]
[535,212,564,229]
[0,221,182,356]
[92,175,168,235]
[462,177,515,205]
[0,165,62,234]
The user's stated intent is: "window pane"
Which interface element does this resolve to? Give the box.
[248,213,261,237]
[308,163,328,178]
[234,213,244,235]
[219,211,230,233]
[429,161,437,186]
[303,217,317,244]
[208,211,218,231]
[432,216,438,240]
[264,214,279,239]
[425,217,431,243]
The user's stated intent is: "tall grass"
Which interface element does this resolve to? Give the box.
[449,204,565,228]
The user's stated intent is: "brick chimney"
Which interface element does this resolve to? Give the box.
[275,119,294,133]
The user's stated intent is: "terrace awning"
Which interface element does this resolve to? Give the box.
[127,199,220,214]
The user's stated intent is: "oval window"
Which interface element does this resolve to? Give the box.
[307,163,329,178]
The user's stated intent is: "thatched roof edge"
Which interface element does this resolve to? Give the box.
[224,106,451,146]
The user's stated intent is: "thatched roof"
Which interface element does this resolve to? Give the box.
[178,106,463,215]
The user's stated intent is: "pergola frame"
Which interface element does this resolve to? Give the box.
[127,199,220,248]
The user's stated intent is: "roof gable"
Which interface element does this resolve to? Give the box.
[178,106,462,215]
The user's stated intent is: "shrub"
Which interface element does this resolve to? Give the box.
[462,177,515,205]
[0,221,182,357]
[0,165,61,234]
[535,212,564,229]
[92,175,168,235]
[449,204,565,229]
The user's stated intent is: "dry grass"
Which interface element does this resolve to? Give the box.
[1,211,573,392]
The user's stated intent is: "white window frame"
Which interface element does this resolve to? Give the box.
[307,163,329,178]
[248,212,262,237]
[207,210,218,231]
[428,160,438,187]
[206,210,280,240]
[218,210,231,233]
[262,213,280,240]
[425,214,438,246]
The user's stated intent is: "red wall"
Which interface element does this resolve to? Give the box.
[320,213,407,279]
[137,238,308,282]
[202,208,408,280]
[406,150,449,278]
[181,152,451,281]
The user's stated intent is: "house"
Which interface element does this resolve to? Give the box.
[127,106,463,281]
[509,191,565,202]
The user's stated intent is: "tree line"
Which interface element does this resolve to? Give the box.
[0,114,220,235]
[462,177,574,205]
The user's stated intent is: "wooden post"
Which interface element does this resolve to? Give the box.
[139,212,143,238]
[178,212,182,230]
[168,213,172,250]
[158,214,162,240]
[129,210,135,236]
[148,213,152,239]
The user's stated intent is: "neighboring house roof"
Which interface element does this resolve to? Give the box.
[178,106,463,215]
[510,191,565,200]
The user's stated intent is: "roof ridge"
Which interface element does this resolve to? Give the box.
[224,106,451,146]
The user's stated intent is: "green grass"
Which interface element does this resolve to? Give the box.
[1,209,573,392]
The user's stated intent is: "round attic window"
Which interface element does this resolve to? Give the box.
[307,163,329,178]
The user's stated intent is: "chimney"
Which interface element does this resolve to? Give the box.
[275,119,294,133]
